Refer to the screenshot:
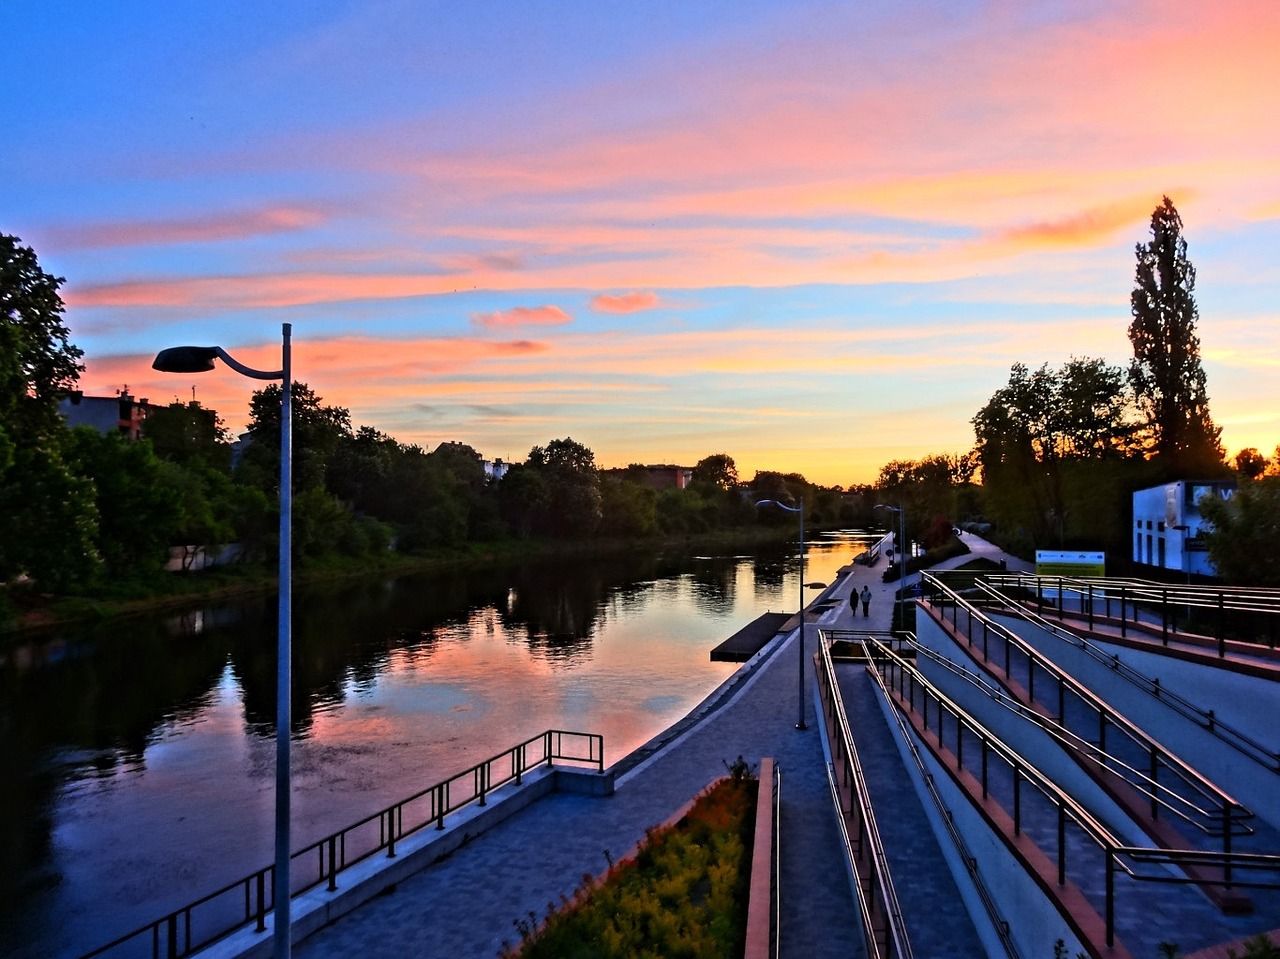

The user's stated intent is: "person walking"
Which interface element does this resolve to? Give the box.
[860,585,871,617]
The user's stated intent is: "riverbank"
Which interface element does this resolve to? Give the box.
[0,524,832,638]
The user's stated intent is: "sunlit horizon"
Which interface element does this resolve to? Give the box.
[6,0,1279,486]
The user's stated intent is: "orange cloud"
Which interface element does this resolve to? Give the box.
[47,205,329,249]
[471,305,572,329]
[590,291,660,313]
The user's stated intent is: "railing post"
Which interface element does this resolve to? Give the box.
[166,914,178,959]
[256,871,268,932]
[1057,802,1067,885]
[1217,592,1225,654]
[387,807,398,858]
[981,739,988,798]
[1087,583,1094,629]
[1013,765,1021,835]
[1121,585,1128,638]
[1149,748,1159,821]
[1223,803,1234,888]
[1106,852,1116,947]
[1162,589,1170,644]
[436,782,447,830]
[327,835,339,891]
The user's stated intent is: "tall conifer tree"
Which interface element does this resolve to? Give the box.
[1128,196,1223,474]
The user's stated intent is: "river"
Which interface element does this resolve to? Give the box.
[0,530,876,958]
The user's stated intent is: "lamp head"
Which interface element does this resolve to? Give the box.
[153,346,221,374]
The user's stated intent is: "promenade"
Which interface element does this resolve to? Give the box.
[289,531,1025,959]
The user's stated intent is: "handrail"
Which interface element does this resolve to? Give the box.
[870,639,1129,854]
[903,633,1235,839]
[865,638,1280,948]
[816,638,913,959]
[869,634,1023,959]
[79,729,604,959]
[917,572,1253,846]
[969,577,1280,774]
[981,571,1280,652]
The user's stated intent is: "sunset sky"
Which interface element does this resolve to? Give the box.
[6,0,1279,486]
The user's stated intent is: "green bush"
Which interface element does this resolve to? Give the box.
[505,776,757,959]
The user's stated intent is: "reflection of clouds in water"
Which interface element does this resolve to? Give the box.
[641,694,684,714]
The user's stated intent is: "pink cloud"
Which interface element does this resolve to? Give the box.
[47,205,330,250]
[995,196,1166,251]
[591,291,660,314]
[471,305,572,329]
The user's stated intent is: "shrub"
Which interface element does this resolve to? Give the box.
[503,776,757,959]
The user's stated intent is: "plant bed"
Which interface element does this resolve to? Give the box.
[503,773,757,959]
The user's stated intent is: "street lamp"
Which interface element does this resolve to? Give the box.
[757,498,808,730]
[153,325,293,959]
[875,504,907,625]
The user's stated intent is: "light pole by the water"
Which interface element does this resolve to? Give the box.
[757,498,807,730]
[153,325,293,959]
[875,504,906,626]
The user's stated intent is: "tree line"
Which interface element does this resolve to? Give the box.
[877,197,1277,583]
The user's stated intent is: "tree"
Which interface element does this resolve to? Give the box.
[524,437,602,537]
[240,382,351,493]
[1233,448,1269,480]
[692,453,738,490]
[1198,479,1280,586]
[1128,197,1223,474]
[0,234,84,438]
[143,400,232,471]
[63,428,182,580]
[972,358,1140,548]
[0,234,98,589]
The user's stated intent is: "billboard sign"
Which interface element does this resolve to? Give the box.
[1035,550,1105,577]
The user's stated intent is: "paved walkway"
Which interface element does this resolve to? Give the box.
[290,531,1023,959]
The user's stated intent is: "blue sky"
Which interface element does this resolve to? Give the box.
[6,0,1279,484]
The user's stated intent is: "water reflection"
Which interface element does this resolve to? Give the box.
[0,532,877,958]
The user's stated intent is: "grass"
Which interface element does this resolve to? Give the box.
[502,773,758,959]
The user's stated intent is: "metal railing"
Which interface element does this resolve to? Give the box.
[865,640,1280,948]
[815,637,913,959]
[80,729,604,959]
[982,572,1280,654]
[903,630,1262,851]
[917,572,1254,846]
[966,576,1280,775]
[868,633,1022,959]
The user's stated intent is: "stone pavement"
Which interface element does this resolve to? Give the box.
[289,531,1021,959]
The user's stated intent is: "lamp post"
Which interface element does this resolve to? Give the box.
[875,504,906,624]
[153,325,293,959]
[757,498,808,730]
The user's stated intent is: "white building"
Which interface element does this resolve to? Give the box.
[1131,479,1235,578]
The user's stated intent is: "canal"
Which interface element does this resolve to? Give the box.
[1,530,876,958]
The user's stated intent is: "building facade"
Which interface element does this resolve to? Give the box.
[1131,479,1235,578]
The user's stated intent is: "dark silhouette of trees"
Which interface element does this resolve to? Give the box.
[1128,196,1224,474]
